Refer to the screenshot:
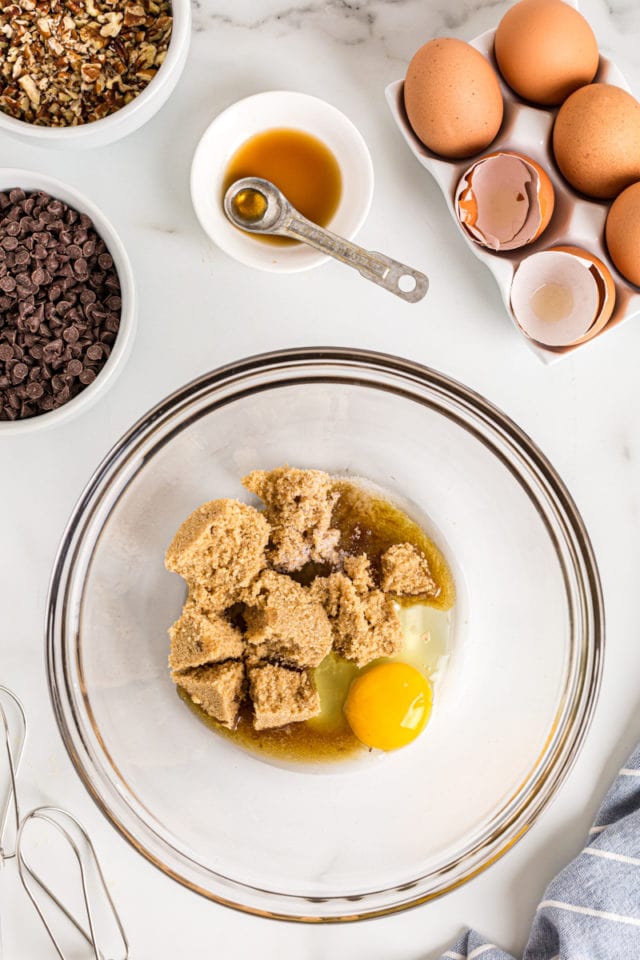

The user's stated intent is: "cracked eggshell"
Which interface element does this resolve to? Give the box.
[456,152,554,251]
[404,38,504,160]
[510,245,615,347]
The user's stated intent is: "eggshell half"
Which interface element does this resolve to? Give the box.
[456,152,554,250]
[511,246,615,346]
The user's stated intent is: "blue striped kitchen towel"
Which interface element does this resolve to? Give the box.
[441,743,640,960]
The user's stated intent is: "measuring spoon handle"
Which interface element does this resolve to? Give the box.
[281,212,428,303]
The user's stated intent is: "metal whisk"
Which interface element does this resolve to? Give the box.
[18,807,129,960]
[0,686,27,959]
[0,686,128,959]
[0,686,26,863]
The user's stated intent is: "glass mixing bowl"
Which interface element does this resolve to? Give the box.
[47,348,603,921]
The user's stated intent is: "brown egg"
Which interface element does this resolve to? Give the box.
[605,182,640,286]
[495,0,599,107]
[553,84,640,199]
[404,38,503,159]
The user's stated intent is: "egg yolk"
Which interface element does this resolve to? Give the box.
[344,662,432,752]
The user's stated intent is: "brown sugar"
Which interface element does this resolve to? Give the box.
[243,466,340,572]
[311,570,403,667]
[165,469,454,750]
[175,662,246,729]
[243,570,333,668]
[165,498,270,611]
[248,663,321,730]
[380,543,439,597]
[342,553,374,592]
[169,605,245,673]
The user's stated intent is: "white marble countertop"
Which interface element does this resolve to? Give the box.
[2,0,640,956]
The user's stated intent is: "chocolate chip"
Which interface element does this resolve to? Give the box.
[43,339,63,360]
[26,381,44,399]
[63,325,79,343]
[79,288,96,305]
[31,267,48,286]
[11,363,28,383]
[73,258,89,280]
[85,344,103,361]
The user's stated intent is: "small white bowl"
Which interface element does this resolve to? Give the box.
[191,91,374,273]
[0,169,136,435]
[0,0,191,149]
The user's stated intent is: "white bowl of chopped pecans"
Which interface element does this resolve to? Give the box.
[0,0,191,147]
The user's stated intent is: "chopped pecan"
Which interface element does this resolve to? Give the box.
[18,73,39,105]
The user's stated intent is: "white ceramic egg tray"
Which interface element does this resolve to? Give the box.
[386,28,640,364]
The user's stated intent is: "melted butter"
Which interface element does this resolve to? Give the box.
[331,480,456,611]
[181,479,455,765]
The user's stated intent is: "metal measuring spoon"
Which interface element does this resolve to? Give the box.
[224,177,428,303]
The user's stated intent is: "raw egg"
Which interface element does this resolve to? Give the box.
[605,182,640,287]
[495,0,599,107]
[404,38,503,160]
[344,662,433,752]
[553,84,640,199]
[510,245,615,347]
[456,152,554,251]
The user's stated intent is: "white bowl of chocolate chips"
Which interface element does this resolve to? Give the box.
[0,169,135,433]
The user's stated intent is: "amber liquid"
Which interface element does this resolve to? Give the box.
[179,479,456,765]
[222,127,342,246]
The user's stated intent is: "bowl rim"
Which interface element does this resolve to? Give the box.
[46,347,604,922]
[0,168,136,434]
[0,0,191,142]
[190,90,375,273]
